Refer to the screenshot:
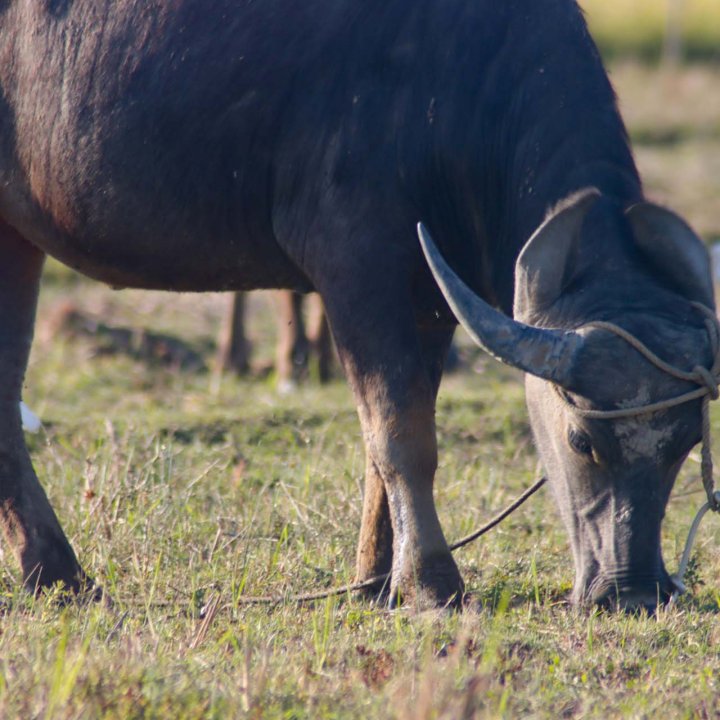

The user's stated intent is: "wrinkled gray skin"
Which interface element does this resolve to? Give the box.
[420,191,715,611]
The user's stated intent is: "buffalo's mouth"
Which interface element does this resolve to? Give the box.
[585,571,676,614]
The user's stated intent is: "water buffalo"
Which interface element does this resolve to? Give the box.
[0,0,714,611]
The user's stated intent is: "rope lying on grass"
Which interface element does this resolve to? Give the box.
[232,475,548,606]
[97,475,547,617]
[93,475,547,624]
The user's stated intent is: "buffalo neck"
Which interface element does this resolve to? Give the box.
[406,0,644,316]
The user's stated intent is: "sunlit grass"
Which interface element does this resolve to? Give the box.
[582,0,720,60]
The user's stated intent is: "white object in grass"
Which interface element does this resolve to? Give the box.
[20,402,41,433]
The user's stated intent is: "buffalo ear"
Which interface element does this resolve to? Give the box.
[626,203,715,309]
[513,189,601,323]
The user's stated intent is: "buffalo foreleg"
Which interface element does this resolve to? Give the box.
[319,276,462,608]
[353,322,454,599]
[0,223,89,594]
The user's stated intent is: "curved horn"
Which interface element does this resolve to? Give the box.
[417,222,583,385]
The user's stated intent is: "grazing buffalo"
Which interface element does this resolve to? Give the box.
[0,0,714,610]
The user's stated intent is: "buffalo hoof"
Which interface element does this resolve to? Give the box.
[26,573,107,607]
[21,543,106,605]
[74,578,110,607]
[56,581,109,608]
[389,554,465,610]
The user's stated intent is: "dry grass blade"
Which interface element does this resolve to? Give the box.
[189,593,222,650]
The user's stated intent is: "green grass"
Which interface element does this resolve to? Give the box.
[8,351,720,718]
[2,62,720,718]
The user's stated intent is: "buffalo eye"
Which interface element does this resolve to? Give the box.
[568,428,593,457]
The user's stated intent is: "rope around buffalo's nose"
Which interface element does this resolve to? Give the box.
[557,301,720,598]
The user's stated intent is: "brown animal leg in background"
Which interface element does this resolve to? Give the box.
[320,275,462,608]
[216,292,251,375]
[306,293,334,383]
[0,223,89,594]
[275,290,309,387]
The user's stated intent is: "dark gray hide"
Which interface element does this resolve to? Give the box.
[0,0,713,610]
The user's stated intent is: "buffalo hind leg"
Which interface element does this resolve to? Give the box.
[320,276,462,608]
[216,292,251,375]
[354,455,393,596]
[0,223,90,595]
[275,291,309,390]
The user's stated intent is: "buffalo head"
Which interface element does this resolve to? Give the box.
[419,190,715,612]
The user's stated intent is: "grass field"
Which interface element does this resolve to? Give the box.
[1,59,720,719]
[582,0,720,60]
